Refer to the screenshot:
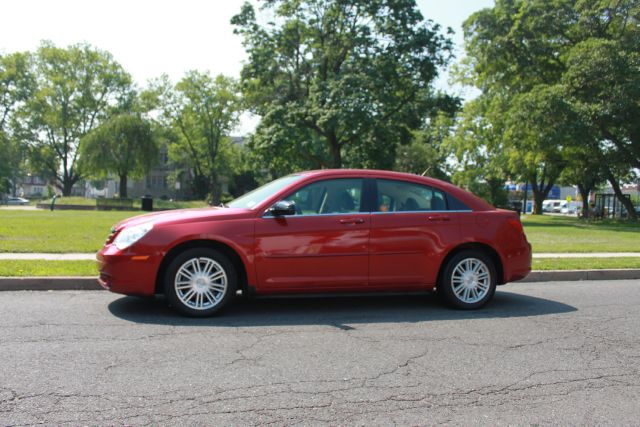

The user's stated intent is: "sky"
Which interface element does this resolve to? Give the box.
[1,0,494,134]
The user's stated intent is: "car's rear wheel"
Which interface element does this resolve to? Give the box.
[437,250,496,309]
[164,248,237,317]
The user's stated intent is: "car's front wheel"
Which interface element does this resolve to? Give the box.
[437,250,497,309]
[164,248,237,317]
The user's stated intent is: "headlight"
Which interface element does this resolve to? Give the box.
[113,223,153,250]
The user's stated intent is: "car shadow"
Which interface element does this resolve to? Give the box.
[107,290,577,327]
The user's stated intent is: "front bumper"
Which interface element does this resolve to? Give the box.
[96,244,162,296]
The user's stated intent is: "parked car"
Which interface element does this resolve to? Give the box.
[560,201,582,215]
[542,199,564,213]
[98,170,532,316]
[7,197,29,206]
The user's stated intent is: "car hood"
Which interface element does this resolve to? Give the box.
[114,207,253,230]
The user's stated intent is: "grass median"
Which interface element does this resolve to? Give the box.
[522,214,640,253]
[0,260,98,276]
[1,209,639,276]
[47,197,208,210]
[1,257,640,277]
[0,210,134,253]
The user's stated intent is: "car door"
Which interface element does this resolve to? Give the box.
[369,179,462,288]
[254,178,370,292]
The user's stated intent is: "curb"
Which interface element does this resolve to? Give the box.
[1,270,640,291]
[0,276,101,291]
[520,269,640,282]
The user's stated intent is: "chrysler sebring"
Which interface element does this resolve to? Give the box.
[97,169,531,316]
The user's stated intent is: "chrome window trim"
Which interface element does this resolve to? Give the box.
[261,211,366,219]
[261,209,473,218]
[371,210,473,214]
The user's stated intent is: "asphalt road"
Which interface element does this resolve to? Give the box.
[1,280,639,426]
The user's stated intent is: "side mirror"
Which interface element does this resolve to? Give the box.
[270,200,296,216]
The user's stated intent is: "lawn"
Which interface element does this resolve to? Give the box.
[47,196,208,210]
[532,257,640,271]
[522,214,640,253]
[0,204,209,253]
[0,210,138,253]
[1,208,639,256]
[1,257,639,277]
[0,260,98,276]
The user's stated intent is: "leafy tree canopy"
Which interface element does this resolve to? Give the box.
[233,0,456,172]
[79,114,158,198]
[458,0,639,216]
[148,72,241,202]
[19,41,132,195]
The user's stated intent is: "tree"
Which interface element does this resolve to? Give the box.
[446,98,510,207]
[19,42,132,195]
[0,52,34,195]
[79,114,158,198]
[562,38,640,218]
[459,0,639,217]
[394,112,455,181]
[559,144,604,219]
[152,72,241,202]
[232,0,455,171]
[504,85,589,214]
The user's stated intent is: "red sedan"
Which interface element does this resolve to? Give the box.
[97,169,531,316]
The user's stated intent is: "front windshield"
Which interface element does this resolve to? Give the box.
[227,175,303,209]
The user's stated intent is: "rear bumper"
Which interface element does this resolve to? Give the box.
[502,242,532,283]
[96,245,161,296]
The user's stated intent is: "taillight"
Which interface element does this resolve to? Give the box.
[507,217,524,234]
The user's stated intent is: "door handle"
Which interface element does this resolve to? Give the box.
[427,215,450,222]
[339,218,365,224]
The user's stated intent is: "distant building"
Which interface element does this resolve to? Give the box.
[9,137,247,201]
[16,175,47,198]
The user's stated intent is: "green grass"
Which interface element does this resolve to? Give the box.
[0,260,97,276]
[45,196,209,210]
[50,196,95,206]
[522,214,640,253]
[0,210,137,253]
[1,257,639,277]
[143,199,208,209]
[1,208,639,255]
[1,258,638,277]
[47,197,208,209]
[0,202,209,253]
[533,257,640,270]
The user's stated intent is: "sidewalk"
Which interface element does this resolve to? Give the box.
[2,252,640,260]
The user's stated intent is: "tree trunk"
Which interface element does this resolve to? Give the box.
[208,170,219,205]
[529,175,555,215]
[328,132,341,168]
[191,173,208,200]
[119,175,128,199]
[62,178,74,197]
[604,167,637,220]
[577,183,591,219]
[531,186,544,215]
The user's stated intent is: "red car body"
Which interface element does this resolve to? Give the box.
[97,169,531,298]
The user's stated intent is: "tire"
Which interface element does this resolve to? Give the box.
[164,247,237,317]
[437,250,497,309]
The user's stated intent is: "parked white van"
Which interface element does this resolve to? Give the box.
[542,200,564,213]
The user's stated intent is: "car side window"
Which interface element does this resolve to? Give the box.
[376,179,448,212]
[286,179,364,215]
